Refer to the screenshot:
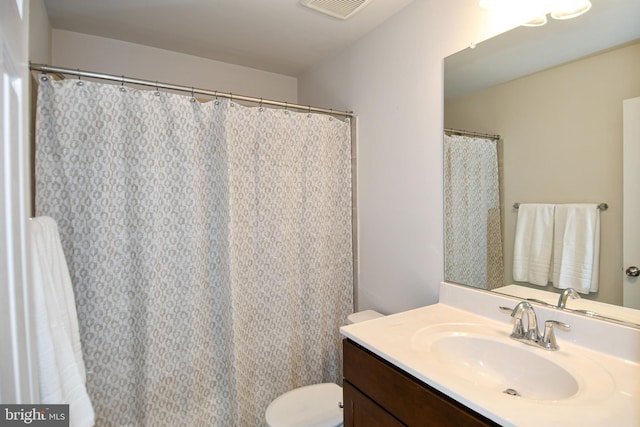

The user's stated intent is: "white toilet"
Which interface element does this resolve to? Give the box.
[265,310,384,427]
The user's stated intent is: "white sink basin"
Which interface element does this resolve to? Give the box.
[430,335,578,400]
[411,323,614,402]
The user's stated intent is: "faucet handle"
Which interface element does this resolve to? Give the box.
[541,320,570,351]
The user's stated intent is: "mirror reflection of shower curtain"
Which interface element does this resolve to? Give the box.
[35,78,353,426]
[444,134,503,290]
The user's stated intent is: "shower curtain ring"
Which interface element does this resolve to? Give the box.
[259,98,264,112]
[120,75,126,92]
[190,87,196,103]
[155,81,160,96]
[76,70,84,86]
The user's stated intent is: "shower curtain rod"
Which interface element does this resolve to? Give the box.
[444,127,501,140]
[29,63,354,118]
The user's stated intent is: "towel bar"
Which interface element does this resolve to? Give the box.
[513,202,608,211]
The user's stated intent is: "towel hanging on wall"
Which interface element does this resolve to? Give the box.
[552,204,600,294]
[512,204,555,286]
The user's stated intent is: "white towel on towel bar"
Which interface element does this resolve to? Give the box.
[512,204,555,286]
[30,216,95,427]
[552,204,600,294]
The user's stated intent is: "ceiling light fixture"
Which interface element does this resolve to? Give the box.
[550,0,592,20]
[479,0,592,27]
[522,15,548,27]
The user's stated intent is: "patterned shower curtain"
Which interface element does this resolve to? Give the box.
[444,134,503,290]
[35,77,353,426]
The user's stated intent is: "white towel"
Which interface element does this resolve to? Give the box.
[30,216,95,427]
[512,204,555,286]
[552,204,600,294]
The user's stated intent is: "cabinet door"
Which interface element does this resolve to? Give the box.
[343,381,404,427]
[343,339,500,427]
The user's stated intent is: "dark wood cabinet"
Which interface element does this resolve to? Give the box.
[343,339,501,427]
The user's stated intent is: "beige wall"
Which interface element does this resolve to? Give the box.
[298,0,530,314]
[50,29,298,104]
[445,42,640,305]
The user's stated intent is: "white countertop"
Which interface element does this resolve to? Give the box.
[340,283,640,427]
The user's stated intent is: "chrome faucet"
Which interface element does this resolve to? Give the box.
[510,301,539,342]
[500,301,570,351]
[557,287,580,309]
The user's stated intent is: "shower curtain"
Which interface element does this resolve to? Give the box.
[444,134,503,290]
[35,77,354,426]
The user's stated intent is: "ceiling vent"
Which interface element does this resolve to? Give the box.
[300,0,373,20]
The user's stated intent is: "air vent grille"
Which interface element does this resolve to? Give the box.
[300,0,373,20]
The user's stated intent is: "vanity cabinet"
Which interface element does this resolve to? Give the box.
[343,339,500,427]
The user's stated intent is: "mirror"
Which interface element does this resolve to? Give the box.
[443,0,640,326]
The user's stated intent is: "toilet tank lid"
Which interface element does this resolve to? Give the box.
[265,383,343,427]
[347,310,384,324]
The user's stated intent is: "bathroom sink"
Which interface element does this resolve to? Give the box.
[340,298,638,426]
[411,323,614,402]
[430,335,578,400]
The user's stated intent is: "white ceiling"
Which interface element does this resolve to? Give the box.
[42,0,415,77]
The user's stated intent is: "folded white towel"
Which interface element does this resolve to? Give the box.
[30,216,95,427]
[552,204,600,294]
[512,204,555,286]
